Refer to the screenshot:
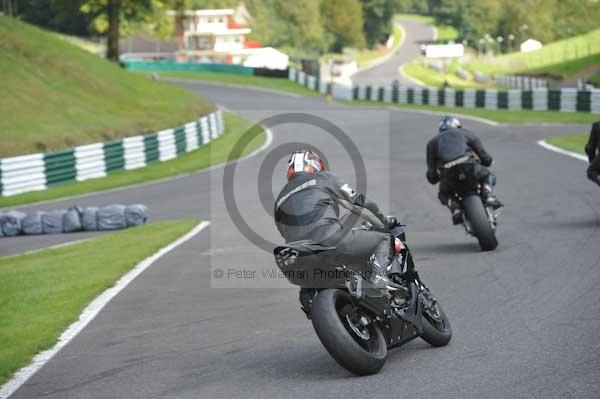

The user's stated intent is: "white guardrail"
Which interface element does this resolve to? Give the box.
[0,110,224,197]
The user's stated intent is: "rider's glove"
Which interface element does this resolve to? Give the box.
[426,170,439,184]
[481,156,493,167]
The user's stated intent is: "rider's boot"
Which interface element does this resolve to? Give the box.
[482,184,503,209]
[368,238,401,290]
[299,288,315,319]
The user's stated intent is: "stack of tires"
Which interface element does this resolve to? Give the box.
[0,204,148,237]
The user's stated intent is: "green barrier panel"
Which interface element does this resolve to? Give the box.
[123,61,255,76]
[455,91,464,107]
[576,91,591,112]
[475,90,485,108]
[353,86,359,100]
[522,91,533,109]
[378,87,384,102]
[548,90,561,111]
[422,89,429,105]
[44,149,76,186]
[392,86,399,103]
[174,127,186,155]
[144,135,160,164]
[407,88,414,104]
[437,89,445,106]
[365,86,372,101]
[104,140,125,174]
[498,91,508,109]
[45,168,77,186]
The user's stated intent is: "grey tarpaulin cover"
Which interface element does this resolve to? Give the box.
[22,211,44,235]
[63,206,83,233]
[81,207,99,231]
[42,210,67,234]
[125,204,148,227]
[97,205,127,230]
[1,204,148,237]
[1,210,27,236]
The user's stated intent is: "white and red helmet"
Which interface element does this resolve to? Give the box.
[287,150,326,180]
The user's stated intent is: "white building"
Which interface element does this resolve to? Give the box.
[170,8,255,63]
[168,4,288,69]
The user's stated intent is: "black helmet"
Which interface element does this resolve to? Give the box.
[439,116,462,132]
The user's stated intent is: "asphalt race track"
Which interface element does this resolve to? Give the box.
[351,17,434,86]
[5,82,600,398]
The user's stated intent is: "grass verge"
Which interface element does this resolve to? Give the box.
[546,134,588,154]
[345,100,599,124]
[466,29,600,76]
[403,59,489,89]
[0,16,211,157]
[0,112,265,208]
[0,219,199,386]
[154,71,319,97]
[588,72,600,87]
[525,54,600,79]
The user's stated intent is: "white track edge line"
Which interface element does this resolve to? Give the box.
[0,220,211,399]
[537,140,588,162]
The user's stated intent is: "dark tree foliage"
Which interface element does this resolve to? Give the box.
[394,0,600,45]
[361,0,395,48]
[13,0,93,35]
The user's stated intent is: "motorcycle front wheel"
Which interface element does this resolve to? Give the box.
[311,288,387,375]
[420,301,452,347]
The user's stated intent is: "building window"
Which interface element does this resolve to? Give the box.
[198,37,211,50]
[218,17,224,23]
[207,17,213,23]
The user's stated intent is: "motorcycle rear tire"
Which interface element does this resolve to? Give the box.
[311,289,387,376]
[463,194,498,251]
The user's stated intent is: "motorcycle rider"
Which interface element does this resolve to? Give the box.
[585,120,600,186]
[426,116,503,225]
[274,150,400,315]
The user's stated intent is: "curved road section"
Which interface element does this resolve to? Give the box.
[5,82,600,398]
[352,17,435,86]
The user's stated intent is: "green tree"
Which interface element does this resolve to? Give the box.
[3,0,14,16]
[322,0,366,52]
[81,0,158,62]
[246,0,325,52]
[13,0,92,36]
[360,0,395,48]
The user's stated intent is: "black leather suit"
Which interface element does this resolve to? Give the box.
[274,171,394,278]
[585,121,600,185]
[426,128,495,205]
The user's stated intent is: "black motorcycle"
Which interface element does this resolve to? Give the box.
[446,160,500,251]
[273,219,451,376]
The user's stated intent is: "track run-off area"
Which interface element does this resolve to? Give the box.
[3,81,599,399]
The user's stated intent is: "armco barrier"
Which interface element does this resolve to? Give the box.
[0,110,224,197]
[288,68,600,114]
